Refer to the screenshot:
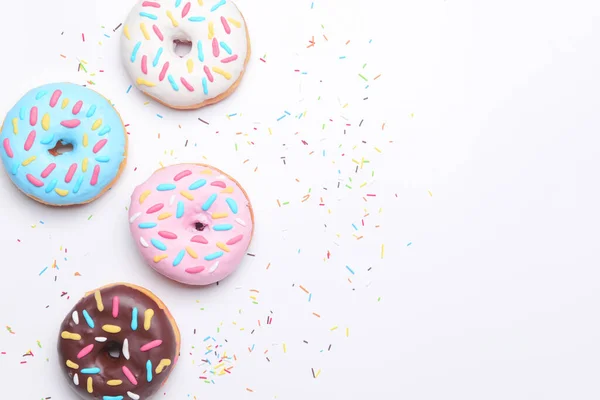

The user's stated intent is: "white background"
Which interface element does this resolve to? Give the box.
[0,0,599,399]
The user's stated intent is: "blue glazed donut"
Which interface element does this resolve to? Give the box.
[0,83,127,205]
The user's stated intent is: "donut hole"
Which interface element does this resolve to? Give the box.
[48,140,74,156]
[173,39,192,58]
[103,341,122,360]
[195,222,207,231]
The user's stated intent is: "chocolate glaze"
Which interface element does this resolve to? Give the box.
[58,284,179,399]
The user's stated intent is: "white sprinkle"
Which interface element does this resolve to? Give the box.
[127,392,140,400]
[235,218,246,227]
[169,195,175,206]
[209,261,220,273]
[73,373,79,385]
[72,311,79,325]
[123,338,130,360]
[129,212,142,223]
[140,237,149,248]
[95,337,107,342]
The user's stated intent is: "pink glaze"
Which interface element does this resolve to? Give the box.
[129,164,254,286]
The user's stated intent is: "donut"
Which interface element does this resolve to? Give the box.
[0,83,127,206]
[58,283,180,400]
[121,0,250,109]
[129,164,254,285]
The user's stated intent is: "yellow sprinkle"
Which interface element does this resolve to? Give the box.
[381,244,385,259]
[83,133,88,147]
[227,17,242,28]
[107,380,122,386]
[139,190,151,204]
[61,331,82,341]
[283,343,287,353]
[374,147,382,153]
[216,242,230,252]
[187,59,194,73]
[208,21,214,39]
[140,22,150,40]
[94,290,104,311]
[212,67,232,80]
[87,377,93,393]
[91,119,102,131]
[180,191,194,201]
[66,360,79,369]
[144,309,154,331]
[330,326,338,331]
[155,359,172,374]
[166,10,179,27]
[55,188,69,197]
[185,246,198,259]
[197,0,203,5]
[12,118,18,134]
[22,156,36,166]
[61,98,69,109]
[200,169,213,175]
[82,158,88,172]
[136,78,157,87]
[158,213,172,220]
[124,25,131,40]
[102,324,122,334]
[153,254,168,263]
[315,369,321,378]
[42,113,50,131]
[346,327,350,337]
[211,212,228,219]
[221,187,234,193]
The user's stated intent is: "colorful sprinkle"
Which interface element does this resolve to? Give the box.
[158,231,178,239]
[189,179,207,190]
[66,360,79,369]
[3,139,13,158]
[77,344,95,359]
[180,190,194,200]
[139,190,151,204]
[112,296,119,318]
[173,249,186,266]
[226,234,244,245]
[49,90,62,107]
[61,331,82,340]
[102,324,122,334]
[211,0,226,12]
[221,16,231,33]
[146,203,164,214]
[94,290,104,311]
[213,224,233,231]
[151,238,167,251]
[185,266,205,274]
[122,365,138,385]
[155,359,172,374]
[176,201,185,218]
[191,235,208,244]
[202,193,217,210]
[220,41,232,54]
[226,197,238,213]
[146,360,153,382]
[204,251,224,261]
[139,12,158,20]
[81,367,101,374]
[144,309,154,330]
[140,339,162,352]
[131,308,138,330]
[185,246,198,258]
[212,66,232,79]
[138,222,158,229]
[216,242,230,252]
[90,165,101,185]
[131,41,142,62]
[107,380,123,386]
[41,113,50,131]
[82,310,94,328]
[167,75,179,91]
[60,119,81,128]
[44,179,57,192]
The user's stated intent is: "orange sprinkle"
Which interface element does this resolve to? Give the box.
[246,388,254,392]
[313,312,321,318]
[374,74,382,80]
[299,285,309,293]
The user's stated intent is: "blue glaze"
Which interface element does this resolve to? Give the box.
[167,75,179,91]
[139,12,158,20]
[81,367,101,374]
[189,179,206,190]
[151,238,167,251]
[103,397,124,400]
[220,42,232,55]
[173,249,185,266]
[139,222,157,229]
[190,16,206,23]
[202,193,217,211]
[131,42,142,62]
[35,91,48,100]
[226,198,238,214]
[205,251,224,261]
[153,47,164,67]
[213,224,233,231]
[157,183,176,191]
[98,126,111,136]
[131,307,138,330]
[0,83,126,205]
[211,0,226,12]
[176,201,184,218]
[82,310,95,328]
[197,41,205,62]
[147,360,153,382]
[202,78,208,95]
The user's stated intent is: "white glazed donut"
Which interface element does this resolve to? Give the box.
[121,0,250,109]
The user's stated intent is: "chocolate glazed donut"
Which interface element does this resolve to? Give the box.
[57,283,180,399]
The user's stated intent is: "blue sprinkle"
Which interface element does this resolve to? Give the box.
[147,360,153,382]
[82,310,95,328]
[176,201,184,218]
[95,156,110,163]
[202,77,208,95]
[220,42,232,55]
[190,16,206,23]
[175,0,182,6]
[153,47,163,67]
[73,176,84,194]
[103,397,124,400]
[226,198,238,214]
[138,222,157,229]
[139,12,158,20]
[39,266,48,276]
[284,111,291,115]
[173,250,185,266]
[188,179,207,190]
[126,85,133,94]
[81,367,101,374]
[197,40,204,62]
[104,34,111,39]
[151,239,167,251]
[45,179,58,193]
[308,293,312,302]
[277,114,286,122]
[131,41,142,62]
[157,184,176,191]
[98,126,111,136]
[211,0,226,12]
[202,193,217,211]
[352,224,358,230]
[19,107,26,120]
[35,91,48,100]
[131,307,138,330]
[346,265,355,275]
[86,105,97,118]
[204,251,224,261]
[156,114,163,119]
[10,163,19,175]
[40,134,54,144]
[213,224,233,231]
[167,75,179,91]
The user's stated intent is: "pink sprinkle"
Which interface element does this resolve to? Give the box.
[226,234,244,245]
[141,55,148,75]
[146,203,164,214]
[221,16,231,34]
[173,170,192,181]
[142,0,160,6]
[159,62,170,81]
[212,38,220,57]
[93,139,108,153]
[3,138,13,158]
[185,266,205,274]
[26,174,44,187]
[122,366,138,385]
[221,55,238,63]
[211,181,226,188]
[65,163,77,183]
[159,231,178,240]
[140,339,163,352]
[49,90,62,107]
[72,100,83,115]
[191,235,208,244]
[153,24,164,41]
[180,77,195,92]
[41,163,56,178]
[204,66,214,82]
[182,2,191,17]
[30,107,38,126]
[61,120,81,128]
[77,344,94,359]
[90,165,100,186]
[112,296,119,318]
[24,130,36,151]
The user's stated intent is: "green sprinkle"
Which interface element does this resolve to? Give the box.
[235,143,238,151]
[346,185,352,189]
[283,201,290,205]
[362,63,367,69]
[88,215,93,220]
[358,74,368,81]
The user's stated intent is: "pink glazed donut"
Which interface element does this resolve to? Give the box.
[129,164,254,285]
